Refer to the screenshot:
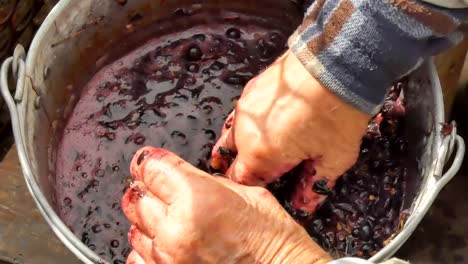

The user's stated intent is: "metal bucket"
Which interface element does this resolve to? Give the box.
[0,0,465,263]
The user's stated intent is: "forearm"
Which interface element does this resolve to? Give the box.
[289,0,468,115]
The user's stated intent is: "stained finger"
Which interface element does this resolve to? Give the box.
[226,151,300,187]
[128,226,157,264]
[291,160,336,213]
[126,250,146,264]
[225,157,264,186]
[131,147,195,204]
[122,181,167,238]
[130,147,170,181]
[211,126,237,172]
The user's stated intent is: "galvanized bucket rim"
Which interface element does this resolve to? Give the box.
[22,1,104,263]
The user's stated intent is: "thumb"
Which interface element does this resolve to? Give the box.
[290,160,336,214]
[226,152,299,187]
[210,111,237,172]
[131,147,205,204]
[126,250,146,264]
[290,150,357,213]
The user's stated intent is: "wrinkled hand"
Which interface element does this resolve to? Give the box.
[122,147,331,264]
[211,50,371,213]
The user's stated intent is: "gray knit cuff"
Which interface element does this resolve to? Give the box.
[288,0,463,115]
[289,37,388,115]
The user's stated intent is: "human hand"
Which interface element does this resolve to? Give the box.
[211,50,372,213]
[122,147,331,264]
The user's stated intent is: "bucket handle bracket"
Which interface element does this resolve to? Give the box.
[2,44,28,103]
[434,121,465,182]
[1,45,27,146]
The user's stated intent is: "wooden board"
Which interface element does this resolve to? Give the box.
[434,37,468,118]
[0,146,79,264]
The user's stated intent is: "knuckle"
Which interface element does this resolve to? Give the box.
[246,143,272,160]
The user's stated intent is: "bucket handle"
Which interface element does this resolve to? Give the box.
[434,121,465,183]
[369,125,465,262]
[1,45,27,150]
[1,45,28,172]
[2,45,26,102]
[1,45,101,264]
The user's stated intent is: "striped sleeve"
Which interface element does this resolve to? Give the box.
[288,0,468,115]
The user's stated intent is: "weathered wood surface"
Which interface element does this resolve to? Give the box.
[434,37,468,118]
[0,146,79,264]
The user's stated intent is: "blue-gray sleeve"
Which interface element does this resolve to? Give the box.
[288,0,468,115]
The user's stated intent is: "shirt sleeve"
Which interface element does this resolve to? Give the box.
[288,0,468,115]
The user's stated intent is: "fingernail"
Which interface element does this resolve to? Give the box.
[124,184,147,204]
[218,147,234,159]
[137,150,149,165]
[128,225,141,242]
[131,185,146,198]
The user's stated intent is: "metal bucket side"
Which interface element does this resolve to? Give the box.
[370,61,465,262]
[10,1,110,262]
[19,0,302,263]
[370,61,442,262]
